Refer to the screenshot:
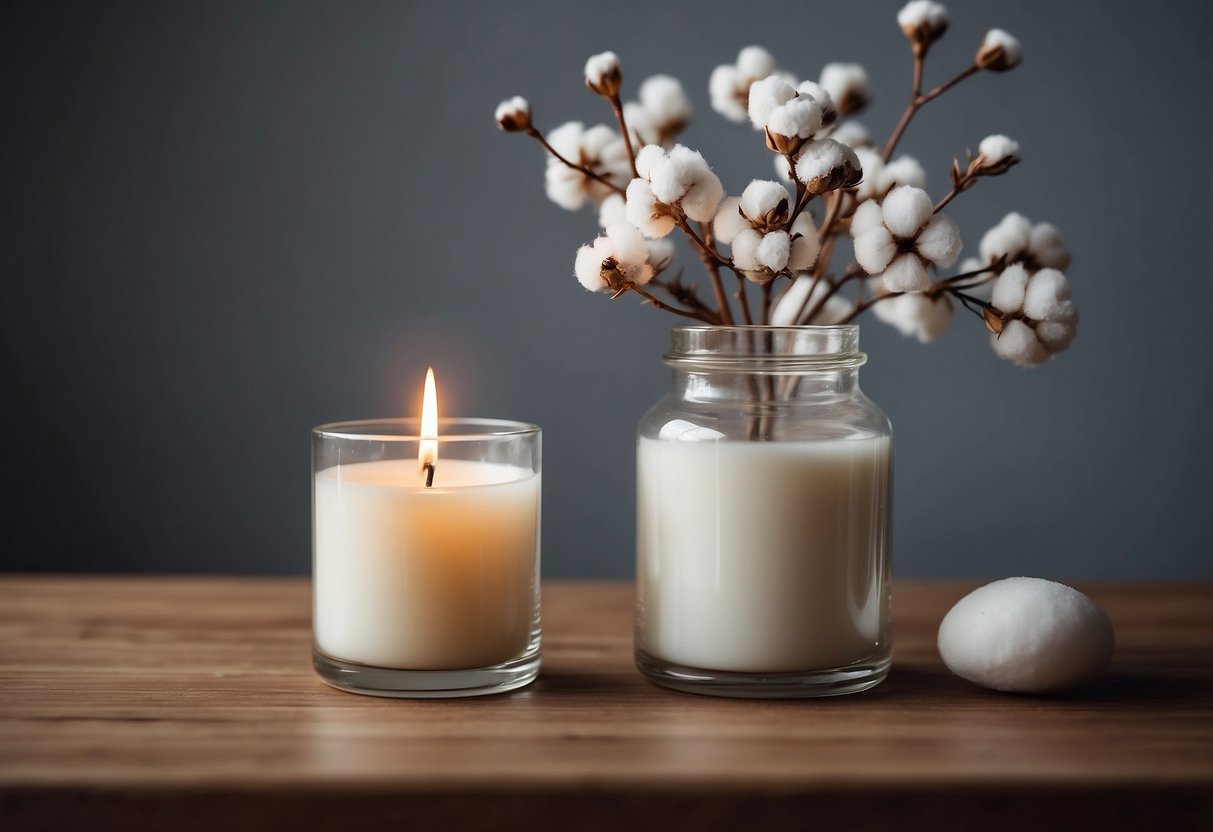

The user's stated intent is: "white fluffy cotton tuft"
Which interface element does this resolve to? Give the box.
[766,96,824,140]
[873,291,954,342]
[978,134,1021,166]
[626,75,692,145]
[739,179,790,221]
[584,51,621,94]
[710,46,779,123]
[494,96,531,132]
[627,144,724,234]
[980,212,1071,272]
[898,1,950,45]
[851,186,962,293]
[544,122,630,210]
[829,121,871,149]
[819,62,870,114]
[747,75,798,130]
[991,319,1047,366]
[977,29,1023,71]
[573,222,656,292]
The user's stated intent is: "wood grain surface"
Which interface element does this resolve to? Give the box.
[1,577,1210,831]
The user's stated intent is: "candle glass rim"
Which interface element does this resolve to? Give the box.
[313,417,540,443]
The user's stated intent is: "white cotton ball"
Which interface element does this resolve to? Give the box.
[581,124,620,157]
[645,238,674,271]
[584,51,620,88]
[830,120,871,149]
[1036,316,1077,353]
[850,199,885,237]
[938,578,1115,693]
[873,292,954,342]
[736,45,777,80]
[979,28,1023,70]
[708,65,747,123]
[713,196,750,244]
[990,263,1029,312]
[898,0,950,38]
[853,227,896,274]
[819,62,870,112]
[979,134,1020,165]
[852,148,885,201]
[794,138,846,186]
[1028,222,1071,271]
[787,213,820,272]
[651,144,710,205]
[740,180,790,220]
[634,144,667,180]
[795,80,836,121]
[1023,268,1072,321]
[769,274,816,326]
[547,121,585,158]
[625,179,675,238]
[992,319,1047,366]
[879,155,926,194]
[681,168,725,223]
[767,97,823,139]
[755,230,790,271]
[545,161,586,211]
[747,75,798,130]
[880,185,933,238]
[881,252,931,293]
[730,228,763,271]
[638,74,691,124]
[598,194,627,228]
[916,214,962,267]
[623,101,658,145]
[980,212,1031,264]
[574,239,609,291]
[605,222,649,270]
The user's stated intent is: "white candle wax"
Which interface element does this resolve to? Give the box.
[637,435,890,673]
[314,458,540,670]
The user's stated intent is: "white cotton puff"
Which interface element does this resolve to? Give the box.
[736,45,777,79]
[980,212,1031,264]
[794,138,848,186]
[584,51,620,87]
[880,155,927,193]
[623,101,658,145]
[819,63,870,109]
[916,214,962,267]
[1023,268,1072,321]
[853,226,896,275]
[787,213,820,272]
[625,179,675,238]
[545,161,587,210]
[981,29,1023,68]
[796,80,836,119]
[991,263,1029,312]
[708,65,747,123]
[638,74,691,124]
[898,0,949,35]
[547,121,585,159]
[634,144,667,180]
[850,199,885,237]
[494,96,530,123]
[853,148,885,201]
[991,319,1047,366]
[713,197,750,244]
[605,222,649,270]
[1029,222,1071,271]
[881,253,931,293]
[938,578,1114,692]
[830,121,871,149]
[880,185,933,238]
[680,166,725,224]
[598,193,627,228]
[769,275,816,325]
[755,230,791,271]
[581,124,621,159]
[767,97,823,139]
[740,180,790,221]
[979,134,1020,166]
[747,75,798,130]
[874,291,954,342]
[1036,318,1077,353]
[575,238,609,291]
[730,228,763,271]
[646,238,675,271]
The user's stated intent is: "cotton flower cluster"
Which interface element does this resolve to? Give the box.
[852,186,961,292]
[625,144,724,237]
[986,265,1077,365]
[873,291,954,342]
[713,180,819,282]
[853,148,926,202]
[709,46,787,123]
[979,212,1070,272]
[544,122,631,210]
[818,63,870,115]
[574,222,669,293]
[624,75,692,147]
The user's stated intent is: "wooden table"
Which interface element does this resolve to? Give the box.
[1,578,1210,831]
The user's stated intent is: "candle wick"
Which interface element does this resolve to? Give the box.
[423,462,436,488]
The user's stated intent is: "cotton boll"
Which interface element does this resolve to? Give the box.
[787,213,820,272]
[598,194,627,228]
[850,199,885,237]
[755,230,791,271]
[937,578,1115,693]
[980,212,1031,264]
[605,222,650,272]
[819,63,870,114]
[767,97,824,140]
[992,319,1047,366]
[991,263,1030,312]
[574,240,610,291]
[796,80,837,124]
[880,185,933,238]
[979,134,1021,166]
[651,144,707,203]
[623,101,658,146]
[853,227,896,274]
[1028,223,1071,271]
[736,45,777,80]
[634,144,667,180]
[898,0,950,45]
[1022,268,1072,321]
[747,76,798,130]
[853,148,885,201]
[881,253,930,293]
[795,139,859,193]
[545,162,588,211]
[625,180,675,238]
[730,228,763,271]
[830,121,871,149]
[879,155,926,193]
[873,292,953,342]
[681,169,725,223]
[740,180,791,222]
[584,51,622,94]
[713,197,749,244]
[638,74,691,125]
[916,214,962,267]
[709,65,747,123]
[1036,317,1077,353]
[494,96,532,132]
[977,29,1023,72]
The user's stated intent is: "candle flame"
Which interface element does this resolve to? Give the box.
[420,367,438,476]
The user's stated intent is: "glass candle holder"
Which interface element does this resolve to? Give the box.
[312,418,541,698]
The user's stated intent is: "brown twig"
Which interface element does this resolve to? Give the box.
[607,95,641,179]
[525,127,626,195]
[620,283,714,322]
[803,266,865,323]
[882,63,980,162]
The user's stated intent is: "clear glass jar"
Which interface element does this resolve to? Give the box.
[635,326,892,697]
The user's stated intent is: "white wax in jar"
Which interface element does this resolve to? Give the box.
[637,435,890,673]
[314,458,540,670]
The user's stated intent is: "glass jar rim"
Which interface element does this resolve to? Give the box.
[313,417,540,442]
[665,325,867,371]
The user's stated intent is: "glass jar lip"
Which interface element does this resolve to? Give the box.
[313,417,540,442]
[666,324,866,370]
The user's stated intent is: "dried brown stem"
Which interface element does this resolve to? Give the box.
[679,217,735,324]
[735,275,754,325]
[525,127,625,195]
[761,281,774,325]
[608,95,641,179]
[803,266,865,323]
[651,275,720,322]
[882,63,980,162]
[622,283,714,322]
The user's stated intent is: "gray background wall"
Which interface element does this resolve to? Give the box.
[1,0,1209,579]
